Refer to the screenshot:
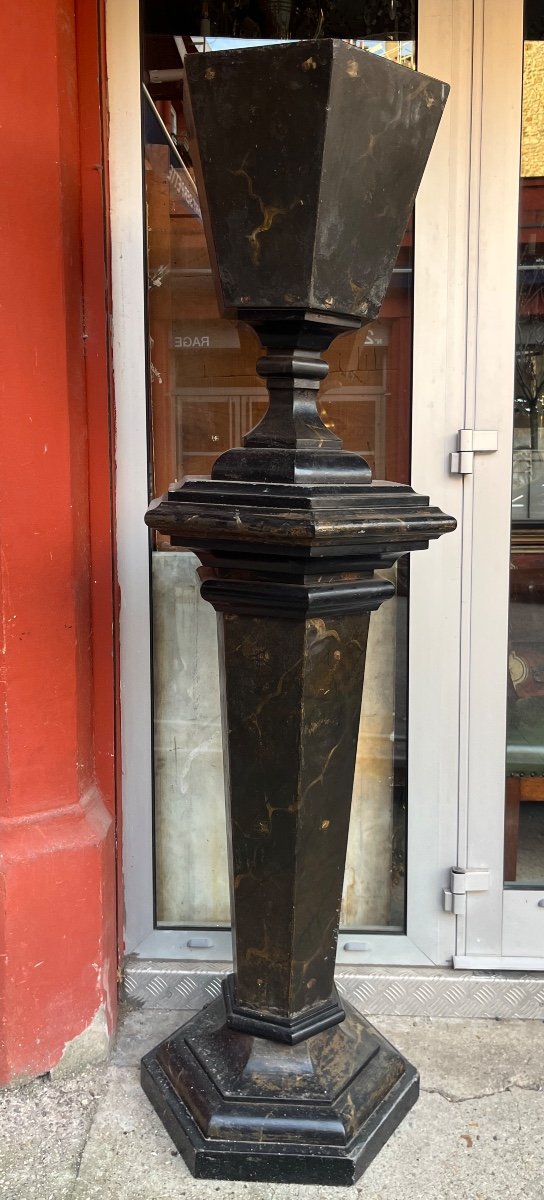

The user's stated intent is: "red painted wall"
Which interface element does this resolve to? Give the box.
[0,0,118,1082]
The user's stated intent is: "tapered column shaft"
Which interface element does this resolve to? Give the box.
[219,608,370,1019]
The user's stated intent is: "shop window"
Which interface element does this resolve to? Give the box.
[504,18,544,885]
[143,5,417,931]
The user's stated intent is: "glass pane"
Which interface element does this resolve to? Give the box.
[504,17,544,885]
[143,11,417,931]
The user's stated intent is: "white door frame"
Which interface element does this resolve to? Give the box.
[108,0,477,967]
[407,0,475,966]
[107,0,153,954]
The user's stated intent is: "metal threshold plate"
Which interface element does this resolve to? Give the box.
[123,960,544,1020]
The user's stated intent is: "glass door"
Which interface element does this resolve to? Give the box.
[143,28,417,948]
[110,0,469,965]
[502,17,544,955]
[458,0,544,966]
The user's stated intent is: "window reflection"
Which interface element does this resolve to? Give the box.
[144,22,417,930]
[505,32,544,884]
[144,0,417,44]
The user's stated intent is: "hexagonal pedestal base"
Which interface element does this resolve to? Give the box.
[141,992,418,1186]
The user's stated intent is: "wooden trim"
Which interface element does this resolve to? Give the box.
[504,776,521,881]
[519,778,544,801]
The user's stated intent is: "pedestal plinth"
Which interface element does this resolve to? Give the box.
[142,992,418,1185]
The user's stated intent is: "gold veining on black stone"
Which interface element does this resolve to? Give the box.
[231,161,304,267]
[142,37,454,1187]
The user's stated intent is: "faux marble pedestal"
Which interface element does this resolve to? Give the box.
[143,35,452,1188]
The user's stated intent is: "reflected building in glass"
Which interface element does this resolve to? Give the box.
[143,13,418,934]
[505,36,544,884]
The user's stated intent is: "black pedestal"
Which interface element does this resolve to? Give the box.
[142,37,452,1188]
[141,991,418,1186]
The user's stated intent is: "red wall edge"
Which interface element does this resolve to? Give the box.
[0,0,119,1083]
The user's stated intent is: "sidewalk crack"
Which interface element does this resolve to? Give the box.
[422,1083,544,1103]
[67,1090,102,1197]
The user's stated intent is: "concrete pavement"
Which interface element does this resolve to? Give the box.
[1,1007,543,1199]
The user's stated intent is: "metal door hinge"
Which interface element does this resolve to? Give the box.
[443,867,490,915]
[450,429,498,474]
